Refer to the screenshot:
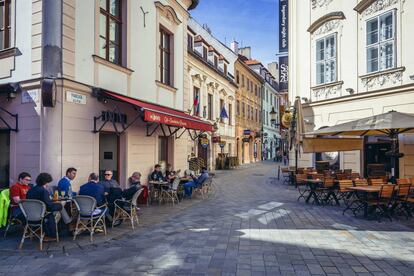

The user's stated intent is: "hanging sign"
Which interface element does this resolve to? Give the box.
[200,137,209,148]
[279,0,288,53]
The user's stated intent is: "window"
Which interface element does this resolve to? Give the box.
[228,103,232,125]
[187,34,193,50]
[99,0,122,64]
[0,0,11,50]
[193,87,200,116]
[220,99,224,123]
[242,75,245,87]
[224,63,228,76]
[214,55,218,67]
[255,108,258,122]
[266,90,268,102]
[208,94,213,120]
[236,100,240,116]
[255,85,258,96]
[160,26,173,86]
[366,10,395,73]
[316,34,337,85]
[203,46,207,60]
[242,102,245,118]
[247,105,250,120]
[247,79,250,91]
[236,70,240,84]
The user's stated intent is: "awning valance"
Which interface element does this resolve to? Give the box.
[102,91,213,132]
[302,137,363,153]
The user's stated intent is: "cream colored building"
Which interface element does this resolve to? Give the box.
[186,18,237,170]
[289,0,414,177]
[0,0,208,190]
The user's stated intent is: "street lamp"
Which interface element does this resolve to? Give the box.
[269,107,280,128]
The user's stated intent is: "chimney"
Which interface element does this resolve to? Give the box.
[239,47,251,59]
[230,41,239,54]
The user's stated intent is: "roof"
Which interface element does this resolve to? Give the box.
[245,59,263,66]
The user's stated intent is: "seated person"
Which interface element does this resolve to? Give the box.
[9,172,32,222]
[27,173,71,241]
[150,164,165,182]
[57,167,77,197]
[127,172,149,205]
[79,173,105,206]
[99,169,120,194]
[184,167,209,197]
[165,164,181,184]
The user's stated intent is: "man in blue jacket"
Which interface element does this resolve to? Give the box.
[79,173,105,206]
[57,167,77,197]
[183,167,209,197]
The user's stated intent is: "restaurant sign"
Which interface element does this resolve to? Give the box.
[200,137,209,148]
[144,110,212,132]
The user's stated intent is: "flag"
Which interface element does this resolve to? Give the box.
[193,94,200,116]
[220,106,228,119]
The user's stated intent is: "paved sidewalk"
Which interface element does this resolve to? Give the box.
[1,162,414,275]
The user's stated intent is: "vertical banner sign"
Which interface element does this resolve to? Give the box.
[279,0,288,53]
[279,56,288,91]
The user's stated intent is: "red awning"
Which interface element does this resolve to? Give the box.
[102,91,213,132]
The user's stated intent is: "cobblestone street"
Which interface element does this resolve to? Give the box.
[2,162,414,275]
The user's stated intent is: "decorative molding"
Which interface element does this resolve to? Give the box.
[154,1,182,25]
[314,20,343,36]
[219,89,227,96]
[311,81,343,101]
[355,0,399,16]
[308,12,346,34]
[312,0,334,9]
[360,67,405,89]
[191,73,202,84]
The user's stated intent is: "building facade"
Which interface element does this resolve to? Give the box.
[0,0,208,189]
[247,60,280,161]
[289,0,414,177]
[233,48,263,164]
[186,18,237,170]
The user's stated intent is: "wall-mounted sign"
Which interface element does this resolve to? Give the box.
[243,129,251,136]
[22,90,40,104]
[212,136,221,143]
[279,0,288,53]
[218,141,226,148]
[66,91,87,105]
[279,56,288,92]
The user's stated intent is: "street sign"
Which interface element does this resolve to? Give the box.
[200,137,209,148]
[243,129,251,135]
[219,141,226,148]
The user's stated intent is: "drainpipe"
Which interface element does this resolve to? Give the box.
[42,0,63,78]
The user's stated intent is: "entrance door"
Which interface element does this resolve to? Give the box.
[99,133,119,181]
[0,130,10,188]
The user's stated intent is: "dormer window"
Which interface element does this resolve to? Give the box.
[224,63,228,76]
[214,55,218,67]
[203,46,207,60]
[0,0,11,50]
[187,33,193,50]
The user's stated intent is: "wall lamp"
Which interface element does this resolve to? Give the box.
[409,75,414,81]
[346,88,355,94]
[301,97,309,103]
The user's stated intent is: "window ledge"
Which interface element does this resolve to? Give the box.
[155,80,178,92]
[92,55,134,75]
[359,66,405,80]
[0,47,22,59]
[311,80,344,90]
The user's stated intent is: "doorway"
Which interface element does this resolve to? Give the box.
[99,133,119,181]
[0,130,10,188]
[198,139,208,168]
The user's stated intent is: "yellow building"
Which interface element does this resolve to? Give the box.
[235,56,264,164]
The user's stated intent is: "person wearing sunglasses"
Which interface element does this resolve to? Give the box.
[99,170,119,194]
[9,172,32,221]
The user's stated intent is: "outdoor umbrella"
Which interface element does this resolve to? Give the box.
[306,110,414,181]
[290,97,305,172]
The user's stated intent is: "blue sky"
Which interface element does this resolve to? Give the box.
[190,0,279,65]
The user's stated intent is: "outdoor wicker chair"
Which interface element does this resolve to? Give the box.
[281,167,290,185]
[354,178,368,186]
[393,183,412,219]
[73,195,107,242]
[160,178,181,205]
[18,200,47,250]
[113,188,143,229]
[296,174,309,201]
[370,178,387,186]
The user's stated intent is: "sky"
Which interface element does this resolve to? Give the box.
[190,0,279,65]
